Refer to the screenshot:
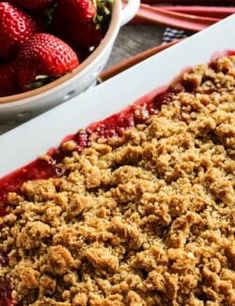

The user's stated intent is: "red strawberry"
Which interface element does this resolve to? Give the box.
[0,61,18,97]
[10,0,55,10]
[52,0,111,49]
[66,22,103,48]
[0,2,37,59]
[17,33,79,91]
[52,15,103,48]
[57,0,97,24]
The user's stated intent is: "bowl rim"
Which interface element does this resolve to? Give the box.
[0,0,122,105]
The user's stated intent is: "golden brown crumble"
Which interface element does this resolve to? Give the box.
[0,56,235,306]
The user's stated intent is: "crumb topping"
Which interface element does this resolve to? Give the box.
[0,56,235,306]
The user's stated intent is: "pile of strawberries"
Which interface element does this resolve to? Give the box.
[0,0,111,97]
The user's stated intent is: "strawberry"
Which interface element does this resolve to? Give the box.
[0,2,37,59]
[57,0,97,24]
[52,11,104,48]
[65,22,103,48]
[0,61,18,97]
[17,33,79,91]
[10,0,55,11]
[52,0,110,48]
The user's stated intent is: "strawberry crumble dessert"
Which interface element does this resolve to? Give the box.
[0,55,235,306]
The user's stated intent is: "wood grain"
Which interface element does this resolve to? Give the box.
[99,40,179,81]
[105,25,164,69]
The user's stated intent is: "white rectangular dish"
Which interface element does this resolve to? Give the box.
[0,14,235,178]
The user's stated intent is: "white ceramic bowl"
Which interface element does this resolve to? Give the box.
[0,0,140,122]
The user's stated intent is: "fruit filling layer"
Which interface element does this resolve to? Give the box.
[0,55,235,306]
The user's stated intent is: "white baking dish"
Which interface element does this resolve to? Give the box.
[0,14,235,178]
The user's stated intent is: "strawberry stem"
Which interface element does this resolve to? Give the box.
[95,0,113,26]
[27,75,59,90]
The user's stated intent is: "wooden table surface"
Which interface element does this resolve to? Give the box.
[106,24,164,69]
[0,24,164,135]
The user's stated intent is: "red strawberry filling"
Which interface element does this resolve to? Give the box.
[0,253,12,306]
[0,283,13,306]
